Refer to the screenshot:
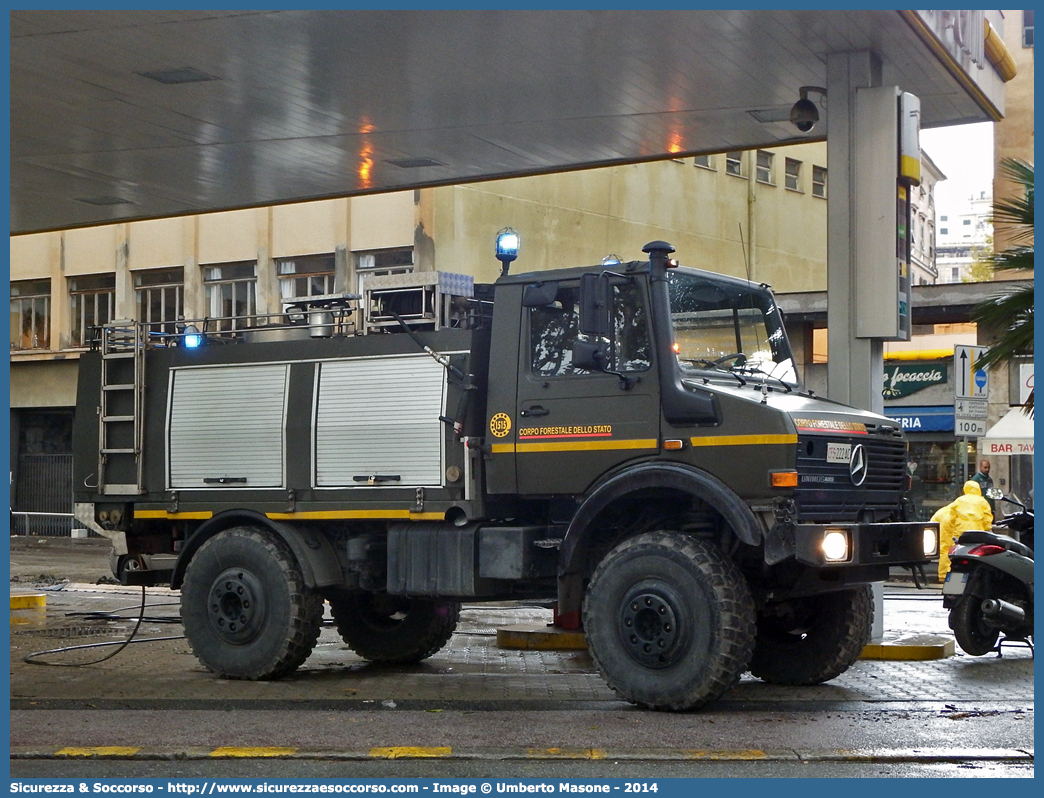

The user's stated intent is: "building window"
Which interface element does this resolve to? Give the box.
[694,154,715,170]
[784,158,802,191]
[10,279,51,350]
[756,151,774,184]
[1024,9,1034,47]
[940,215,948,222]
[203,261,257,331]
[963,219,972,225]
[811,166,827,198]
[940,228,948,235]
[952,267,960,280]
[355,247,414,296]
[69,274,116,348]
[277,254,336,309]
[135,268,184,337]
[725,152,743,177]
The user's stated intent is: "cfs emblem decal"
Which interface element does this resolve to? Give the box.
[490,413,512,438]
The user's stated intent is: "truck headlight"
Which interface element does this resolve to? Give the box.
[822,529,850,563]
[923,527,939,557]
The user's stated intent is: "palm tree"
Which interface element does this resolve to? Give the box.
[973,158,1033,412]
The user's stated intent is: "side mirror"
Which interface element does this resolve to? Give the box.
[572,339,608,372]
[578,273,609,337]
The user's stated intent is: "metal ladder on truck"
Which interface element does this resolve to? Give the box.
[97,320,145,495]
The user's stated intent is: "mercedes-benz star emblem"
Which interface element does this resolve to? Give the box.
[849,444,868,486]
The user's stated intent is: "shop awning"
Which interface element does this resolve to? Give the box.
[981,408,1035,456]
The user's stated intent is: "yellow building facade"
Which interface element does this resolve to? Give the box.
[11,143,829,412]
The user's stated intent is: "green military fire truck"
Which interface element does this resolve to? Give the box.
[73,240,937,710]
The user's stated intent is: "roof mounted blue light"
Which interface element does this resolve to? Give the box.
[183,324,204,348]
[495,227,520,276]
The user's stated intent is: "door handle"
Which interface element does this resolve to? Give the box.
[520,405,549,418]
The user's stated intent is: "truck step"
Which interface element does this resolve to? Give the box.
[102,415,135,423]
[102,352,136,360]
[101,448,138,455]
[103,384,136,391]
[101,484,143,496]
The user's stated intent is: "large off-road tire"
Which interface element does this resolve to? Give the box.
[749,585,873,685]
[329,592,460,663]
[181,526,323,680]
[949,595,1001,656]
[582,532,756,711]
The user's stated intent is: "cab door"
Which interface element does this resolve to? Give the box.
[514,278,660,495]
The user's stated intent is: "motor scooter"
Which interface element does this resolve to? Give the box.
[943,492,1033,656]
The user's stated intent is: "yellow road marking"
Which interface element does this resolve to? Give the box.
[684,749,767,760]
[210,747,297,758]
[369,746,452,759]
[689,434,797,447]
[10,593,46,610]
[208,743,298,756]
[56,747,141,757]
[526,748,607,759]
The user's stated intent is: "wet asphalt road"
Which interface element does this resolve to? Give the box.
[9,537,1035,779]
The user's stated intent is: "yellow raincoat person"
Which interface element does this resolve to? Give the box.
[931,480,994,581]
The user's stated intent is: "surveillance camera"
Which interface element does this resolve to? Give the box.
[790,98,819,133]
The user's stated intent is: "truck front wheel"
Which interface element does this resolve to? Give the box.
[582,532,756,711]
[181,526,324,680]
[749,585,872,685]
[329,592,460,663]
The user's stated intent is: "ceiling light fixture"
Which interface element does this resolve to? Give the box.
[138,67,219,85]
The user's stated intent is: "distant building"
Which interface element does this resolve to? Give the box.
[910,151,945,285]
[994,10,1034,256]
[935,190,993,283]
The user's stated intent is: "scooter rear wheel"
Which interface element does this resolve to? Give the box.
[949,595,1000,656]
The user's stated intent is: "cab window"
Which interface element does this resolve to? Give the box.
[529,282,650,377]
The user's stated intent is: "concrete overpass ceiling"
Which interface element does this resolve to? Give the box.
[10,9,1000,234]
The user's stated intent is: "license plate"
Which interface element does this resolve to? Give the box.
[826,442,852,464]
[943,571,968,595]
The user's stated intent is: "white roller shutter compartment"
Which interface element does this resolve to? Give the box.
[168,364,288,489]
[315,355,446,487]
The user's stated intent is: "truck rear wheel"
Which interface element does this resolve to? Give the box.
[329,592,460,663]
[582,532,756,711]
[181,526,323,680]
[749,585,872,685]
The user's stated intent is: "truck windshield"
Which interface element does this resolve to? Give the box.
[667,271,798,385]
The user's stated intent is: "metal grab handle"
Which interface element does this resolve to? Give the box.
[520,406,550,418]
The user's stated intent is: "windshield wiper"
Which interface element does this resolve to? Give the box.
[678,358,747,386]
[733,363,794,393]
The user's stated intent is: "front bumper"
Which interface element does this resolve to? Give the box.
[794,522,937,568]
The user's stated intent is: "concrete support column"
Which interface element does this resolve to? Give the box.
[826,52,887,641]
[52,234,71,351]
[182,216,203,320]
[825,51,885,415]
[746,150,758,282]
[254,207,276,317]
[114,223,133,320]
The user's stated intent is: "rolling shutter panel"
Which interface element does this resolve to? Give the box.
[168,364,288,488]
[315,355,445,487]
